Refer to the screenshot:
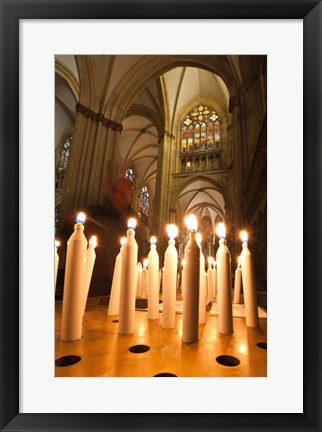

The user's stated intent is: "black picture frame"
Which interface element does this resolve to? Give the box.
[1,1,321,431]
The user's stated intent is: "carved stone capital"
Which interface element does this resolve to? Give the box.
[76,102,123,132]
[229,96,240,113]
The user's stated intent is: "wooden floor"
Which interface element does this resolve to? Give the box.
[55,299,267,378]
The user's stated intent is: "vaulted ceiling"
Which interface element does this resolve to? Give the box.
[55,56,236,224]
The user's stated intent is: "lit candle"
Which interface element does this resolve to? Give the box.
[240,231,259,327]
[207,256,214,303]
[196,233,206,324]
[216,222,233,334]
[233,256,242,304]
[82,235,97,316]
[136,263,143,298]
[182,214,200,343]
[148,236,160,319]
[141,258,149,299]
[118,218,138,334]
[108,237,126,316]
[61,212,88,341]
[55,240,60,292]
[162,224,178,328]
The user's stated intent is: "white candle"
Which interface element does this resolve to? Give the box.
[136,263,143,298]
[108,237,126,315]
[181,259,186,298]
[182,214,200,343]
[207,256,214,303]
[196,233,206,324]
[213,260,217,302]
[55,240,60,292]
[148,236,160,320]
[118,218,138,334]
[82,235,97,316]
[240,231,259,327]
[162,224,178,328]
[216,222,233,335]
[233,256,242,304]
[61,212,88,341]
[141,259,149,299]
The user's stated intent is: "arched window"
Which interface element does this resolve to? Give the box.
[180,104,221,154]
[139,186,150,216]
[124,167,135,182]
[57,136,72,173]
[124,167,135,204]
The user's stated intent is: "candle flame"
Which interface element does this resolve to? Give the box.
[216,222,226,239]
[166,224,178,239]
[89,236,97,248]
[196,232,202,244]
[240,230,248,243]
[208,256,214,265]
[120,237,126,246]
[237,255,242,266]
[76,212,86,224]
[127,218,137,229]
[143,258,149,268]
[185,214,198,232]
[55,240,60,248]
[150,236,157,244]
[182,259,186,267]
[137,263,142,269]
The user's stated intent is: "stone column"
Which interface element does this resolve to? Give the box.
[229,95,243,235]
[57,103,122,230]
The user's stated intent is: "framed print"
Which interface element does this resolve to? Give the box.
[1,0,321,431]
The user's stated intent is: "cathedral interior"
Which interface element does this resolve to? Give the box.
[55,55,267,378]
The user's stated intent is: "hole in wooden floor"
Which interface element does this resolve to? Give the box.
[257,342,267,350]
[129,344,150,354]
[55,355,81,367]
[216,355,240,367]
[153,372,177,377]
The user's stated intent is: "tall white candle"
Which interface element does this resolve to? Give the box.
[118,218,138,335]
[196,233,206,324]
[141,259,149,299]
[207,256,214,303]
[181,259,186,298]
[233,256,242,304]
[55,240,60,292]
[182,214,200,343]
[148,236,160,319]
[136,263,143,297]
[61,212,88,341]
[82,235,97,316]
[108,237,126,316]
[162,224,178,329]
[213,260,217,302]
[216,222,233,335]
[240,231,259,327]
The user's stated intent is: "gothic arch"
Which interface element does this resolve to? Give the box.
[107,55,241,123]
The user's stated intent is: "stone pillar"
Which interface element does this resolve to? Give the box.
[57,103,122,230]
[229,95,243,238]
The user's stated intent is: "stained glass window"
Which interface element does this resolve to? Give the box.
[180,104,220,153]
[57,136,72,173]
[124,168,135,203]
[139,186,150,216]
[125,167,135,182]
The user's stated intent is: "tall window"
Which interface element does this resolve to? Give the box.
[124,167,135,182]
[124,167,135,204]
[139,186,150,216]
[57,136,72,173]
[180,104,220,153]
